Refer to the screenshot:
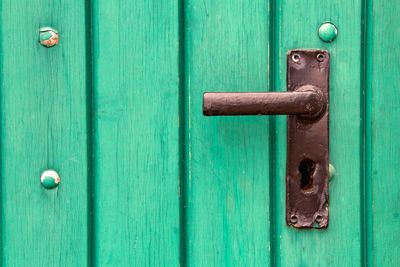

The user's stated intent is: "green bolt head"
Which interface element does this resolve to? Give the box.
[329,163,336,180]
[40,170,61,189]
[318,22,338,43]
[39,27,59,48]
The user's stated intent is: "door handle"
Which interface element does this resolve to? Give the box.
[203,87,326,117]
[202,50,330,229]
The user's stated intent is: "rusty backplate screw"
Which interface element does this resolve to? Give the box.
[39,27,59,48]
[290,215,298,224]
[291,53,300,62]
[315,214,323,223]
[40,170,61,189]
[316,53,325,62]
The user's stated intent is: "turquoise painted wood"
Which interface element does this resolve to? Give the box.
[0,1,90,266]
[0,0,399,266]
[369,1,400,265]
[93,0,181,266]
[184,1,272,265]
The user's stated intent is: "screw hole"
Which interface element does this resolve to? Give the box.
[290,215,298,224]
[317,53,325,61]
[299,159,316,192]
[315,214,323,223]
[292,53,300,62]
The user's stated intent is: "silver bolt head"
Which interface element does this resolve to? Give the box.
[40,170,61,189]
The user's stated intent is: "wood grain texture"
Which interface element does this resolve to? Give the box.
[1,1,399,266]
[273,0,363,266]
[184,1,271,265]
[92,0,181,265]
[370,0,400,265]
[0,0,89,266]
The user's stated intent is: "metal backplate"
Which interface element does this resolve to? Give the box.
[286,50,330,229]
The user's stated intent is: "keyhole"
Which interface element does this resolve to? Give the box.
[299,159,316,191]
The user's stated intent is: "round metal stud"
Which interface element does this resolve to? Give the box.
[40,170,61,189]
[329,163,336,180]
[318,22,338,43]
[39,27,59,48]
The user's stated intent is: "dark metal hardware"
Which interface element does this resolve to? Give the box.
[203,88,325,117]
[202,49,330,229]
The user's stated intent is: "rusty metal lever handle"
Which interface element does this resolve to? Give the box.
[201,50,331,229]
[203,86,326,117]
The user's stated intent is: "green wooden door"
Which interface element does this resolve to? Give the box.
[0,0,398,266]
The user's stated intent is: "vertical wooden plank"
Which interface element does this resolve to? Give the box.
[184,1,271,265]
[370,1,400,265]
[93,0,181,265]
[274,0,363,266]
[0,1,89,266]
